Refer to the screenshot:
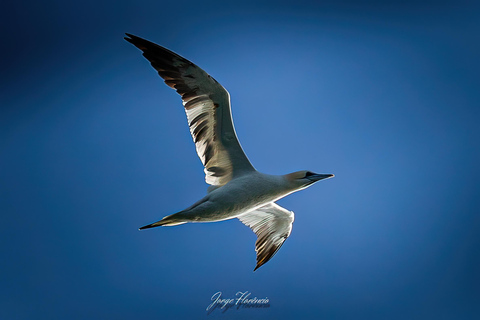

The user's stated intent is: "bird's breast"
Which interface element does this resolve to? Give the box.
[183,173,290,222]
[208,173,288,213]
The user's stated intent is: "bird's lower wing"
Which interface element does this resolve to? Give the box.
[238,203,295,270]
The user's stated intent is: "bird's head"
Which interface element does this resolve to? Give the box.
[284,170,334,190]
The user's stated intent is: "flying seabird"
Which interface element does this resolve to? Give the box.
[125,33,334,270]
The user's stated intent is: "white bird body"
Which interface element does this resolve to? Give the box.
[125,34,334,270]
[162,172,302,224]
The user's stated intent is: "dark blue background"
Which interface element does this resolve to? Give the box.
[1,0,479,319]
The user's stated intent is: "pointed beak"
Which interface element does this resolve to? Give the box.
[306,173,334,182]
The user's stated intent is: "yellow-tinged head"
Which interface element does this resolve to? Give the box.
[284,170,334,189]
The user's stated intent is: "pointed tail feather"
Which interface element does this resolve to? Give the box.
[139,213,187,230]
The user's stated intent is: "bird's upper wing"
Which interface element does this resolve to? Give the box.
[125,34,255,186]
[238,203,295,270]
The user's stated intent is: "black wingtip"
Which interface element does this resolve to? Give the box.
[124,33,135,43]
[124,33,146,46]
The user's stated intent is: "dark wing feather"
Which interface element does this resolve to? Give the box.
[125,33,255,186]
[238,203,295,271]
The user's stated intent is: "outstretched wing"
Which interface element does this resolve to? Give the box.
[238,203,295,270]
[125,33,255,186]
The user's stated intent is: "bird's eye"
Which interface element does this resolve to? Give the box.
[305,171,314,178]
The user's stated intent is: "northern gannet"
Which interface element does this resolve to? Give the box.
[125,34,334,270]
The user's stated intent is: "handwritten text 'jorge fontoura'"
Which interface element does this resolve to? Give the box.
[206,291,270,313]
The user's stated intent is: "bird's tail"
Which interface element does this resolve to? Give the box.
[139,212,187,230]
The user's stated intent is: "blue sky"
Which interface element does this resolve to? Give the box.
[1,0,479,319]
